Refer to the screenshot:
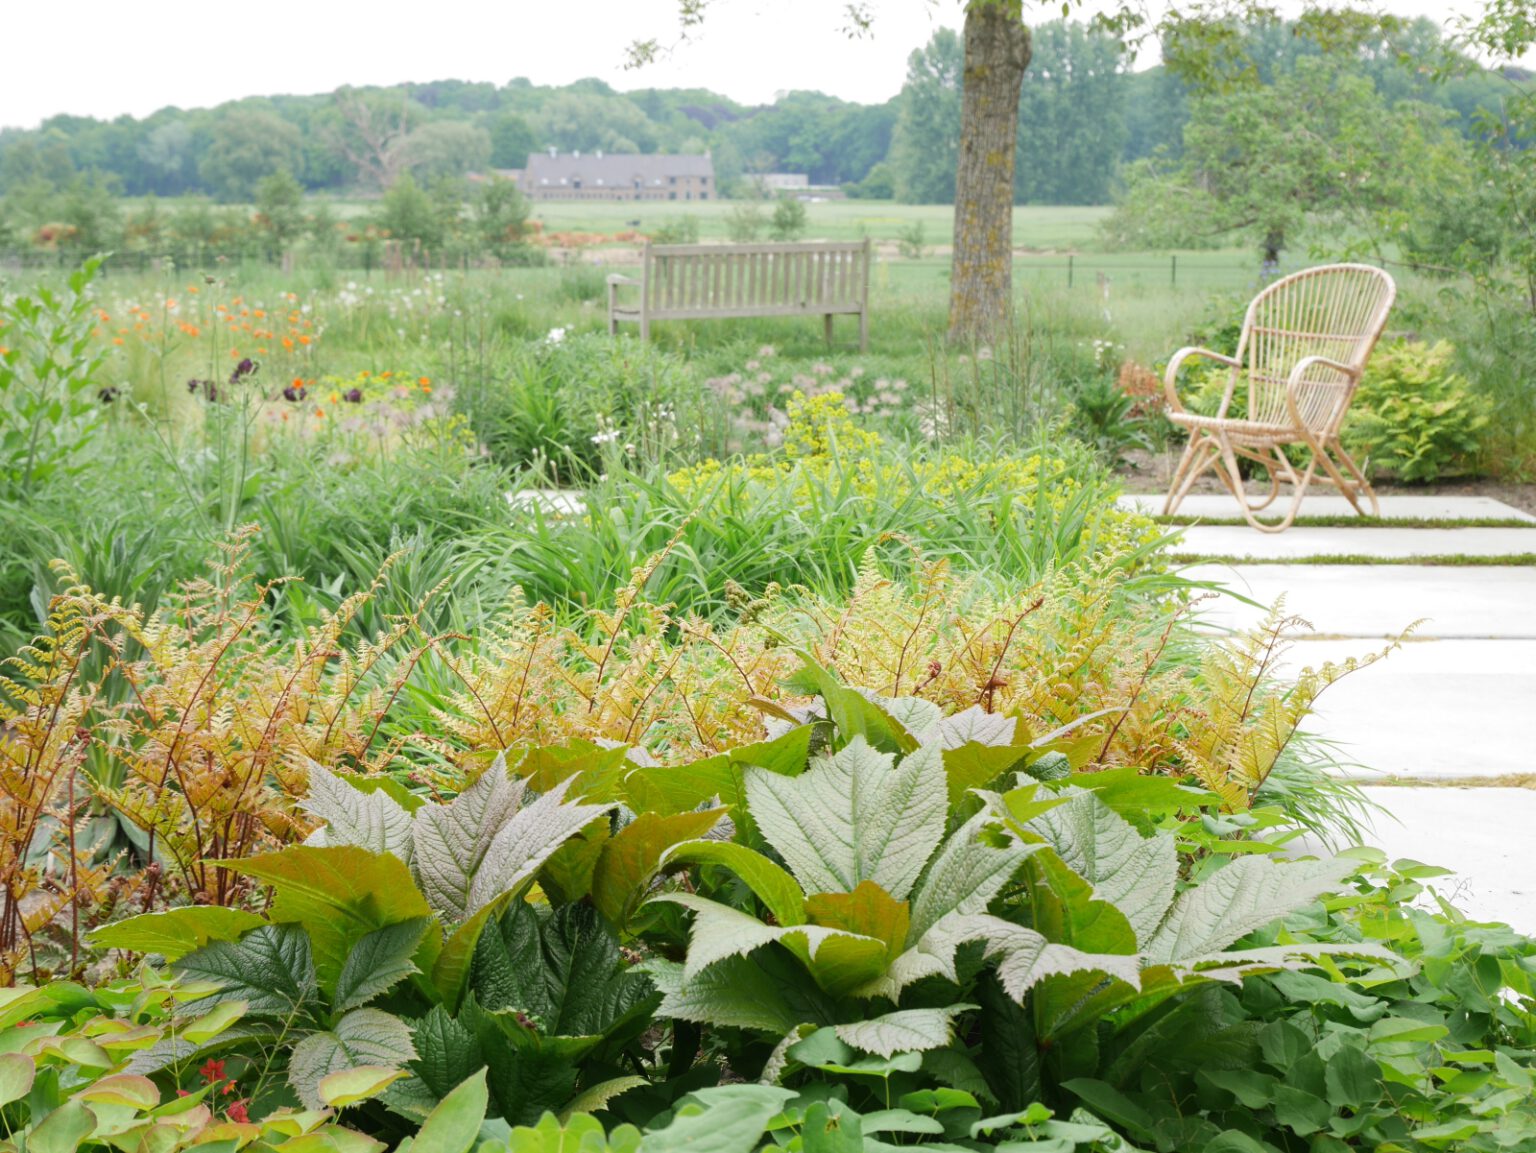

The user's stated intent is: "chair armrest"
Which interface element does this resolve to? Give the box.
[1162,346,1240,415]
[1284,355,1358,434]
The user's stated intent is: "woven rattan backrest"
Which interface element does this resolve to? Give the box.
[1235,264,1396,434]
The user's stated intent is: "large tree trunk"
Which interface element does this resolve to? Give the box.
[949,2,1030,345]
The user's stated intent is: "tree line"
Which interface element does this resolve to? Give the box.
[0,15,1520,226]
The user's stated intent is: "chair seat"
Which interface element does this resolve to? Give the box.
[1167,410,1310,447]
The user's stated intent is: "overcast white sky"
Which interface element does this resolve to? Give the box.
[0,0,1520,132]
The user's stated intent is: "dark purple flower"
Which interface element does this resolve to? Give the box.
[343,388,363,404]
[229,358,256,384]
[98,386,120,404]
[282,383,307,402]
[186,378,220,402]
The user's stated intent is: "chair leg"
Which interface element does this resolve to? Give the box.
[1164,432,1216,516]
[1220,433,1316,533]
[1321,441,1379,517]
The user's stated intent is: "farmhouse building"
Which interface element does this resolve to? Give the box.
[521,150,715,202]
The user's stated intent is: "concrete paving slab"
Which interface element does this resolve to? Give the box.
[1183,564,1536,639]
[1274,638,1536,780]
[1173,525,1536,560]
[1119,493,1536,522]
[1348,787,1536,932]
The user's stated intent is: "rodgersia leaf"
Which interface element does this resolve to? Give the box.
[412,755,531,922]
[334,917,430,1012]
[302,761,414,864]
[833,1006,975,1058]
[175,923,317,1014]
[908,810,1038,944]
[936,706,1018,750]
[745,736,945,901]
[1147,855,1357,963]
[1024,788,1178,949]
[288,1007,417,1110]
[464,776,613,917]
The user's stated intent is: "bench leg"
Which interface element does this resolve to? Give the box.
[640,314,650,342]
[824,314,834,348]
[858,308,868,353]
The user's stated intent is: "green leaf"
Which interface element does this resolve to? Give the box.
[785,656,918,755]
[175,923,317,1014]
[745,736,945,900]
[1200,1068,1277,1109]
[1023,788,1178,949]
[72,1073,159,1110]
[560,1075,647,1120]
[639,1085,797,1153]
[289,1007,417,1111]
[302,761,416,862]
[592,809,726,927]
[90,906,265,961]
[1273,1083,1329,1135]
[1324,1044,1381,1110]
[410,1067,487,1153]
[908,810,1036,944]
[29,1099,96,1153]
[335,917,430,1012]
[471,902,657,1041]
[833,1006,974,1058]
[319,1065,407,1107]
[229,846,431,993]
[1061,1079,1156,1143]
[661,840,806,927]
[181,1001,248,1045]
[645,952,837,1035]
[0,1052,34,1106]
[622,727,812,816]
[412,755,547,922]
[1203,1132,1271,1153]
[1146,856,1355,963]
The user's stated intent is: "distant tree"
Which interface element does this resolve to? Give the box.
[488,112,537,168]
[726,201,766,240]
[1013,21,1127,204]
[402,121,493,179]
[471,174,530,256]
[198,110,303,202]
[769,194,807,241]
[326,88,420,190]
[254,168,305,251]
[846,162,896,200]
[136,120,198,195]
[890,29,963,205]
[1105,55,1447,262]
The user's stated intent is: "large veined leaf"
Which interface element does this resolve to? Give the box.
[175,923,317,1014]
[230,845,431,993]
[662,840,808,927]
[411,756,530,922]
[591,809,726,927]
[335,917,430,1012]
[644,953,841,1035]
[470,903,657,1042]
[833,1006,975,1059]
[658,893,883,993]
[91,906,265,962]
[937,706,1018,750]
[288,1007,417,1110]
[745,737,945,901]
[303,762,415,863]
[1146,856,1357,963]
[465,777,614,916]
[1022,788,1179,949]
[907,811,1038,944]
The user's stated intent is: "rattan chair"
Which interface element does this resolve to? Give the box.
[1162,264,1396,532]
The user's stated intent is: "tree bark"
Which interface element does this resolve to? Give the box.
[949,2,1031,345]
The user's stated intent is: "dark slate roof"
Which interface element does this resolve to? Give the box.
[523,152,713,188]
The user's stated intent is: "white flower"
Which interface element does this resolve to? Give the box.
[546,327,567,344]
[591,428,621,446]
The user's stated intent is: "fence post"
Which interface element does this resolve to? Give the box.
[1171,254,1177,286]
[1067,254,1074,288]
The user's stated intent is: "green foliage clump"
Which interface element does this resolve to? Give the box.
[1342,340,1491,483]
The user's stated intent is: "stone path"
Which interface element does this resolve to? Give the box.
[1128,492,1536,931]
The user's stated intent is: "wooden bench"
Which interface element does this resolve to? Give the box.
[607,240,871,350]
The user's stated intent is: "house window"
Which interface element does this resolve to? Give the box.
[669,192,677,200]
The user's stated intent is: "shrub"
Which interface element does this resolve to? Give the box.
[1342,339,1491,482]
[649,216,700,245]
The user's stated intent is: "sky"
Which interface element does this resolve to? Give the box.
[0,0,1522,132]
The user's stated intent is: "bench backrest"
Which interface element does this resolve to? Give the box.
[642,241,870,315]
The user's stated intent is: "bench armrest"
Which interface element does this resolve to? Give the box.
[1163,346,1240,416]
[606,274,639,286]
